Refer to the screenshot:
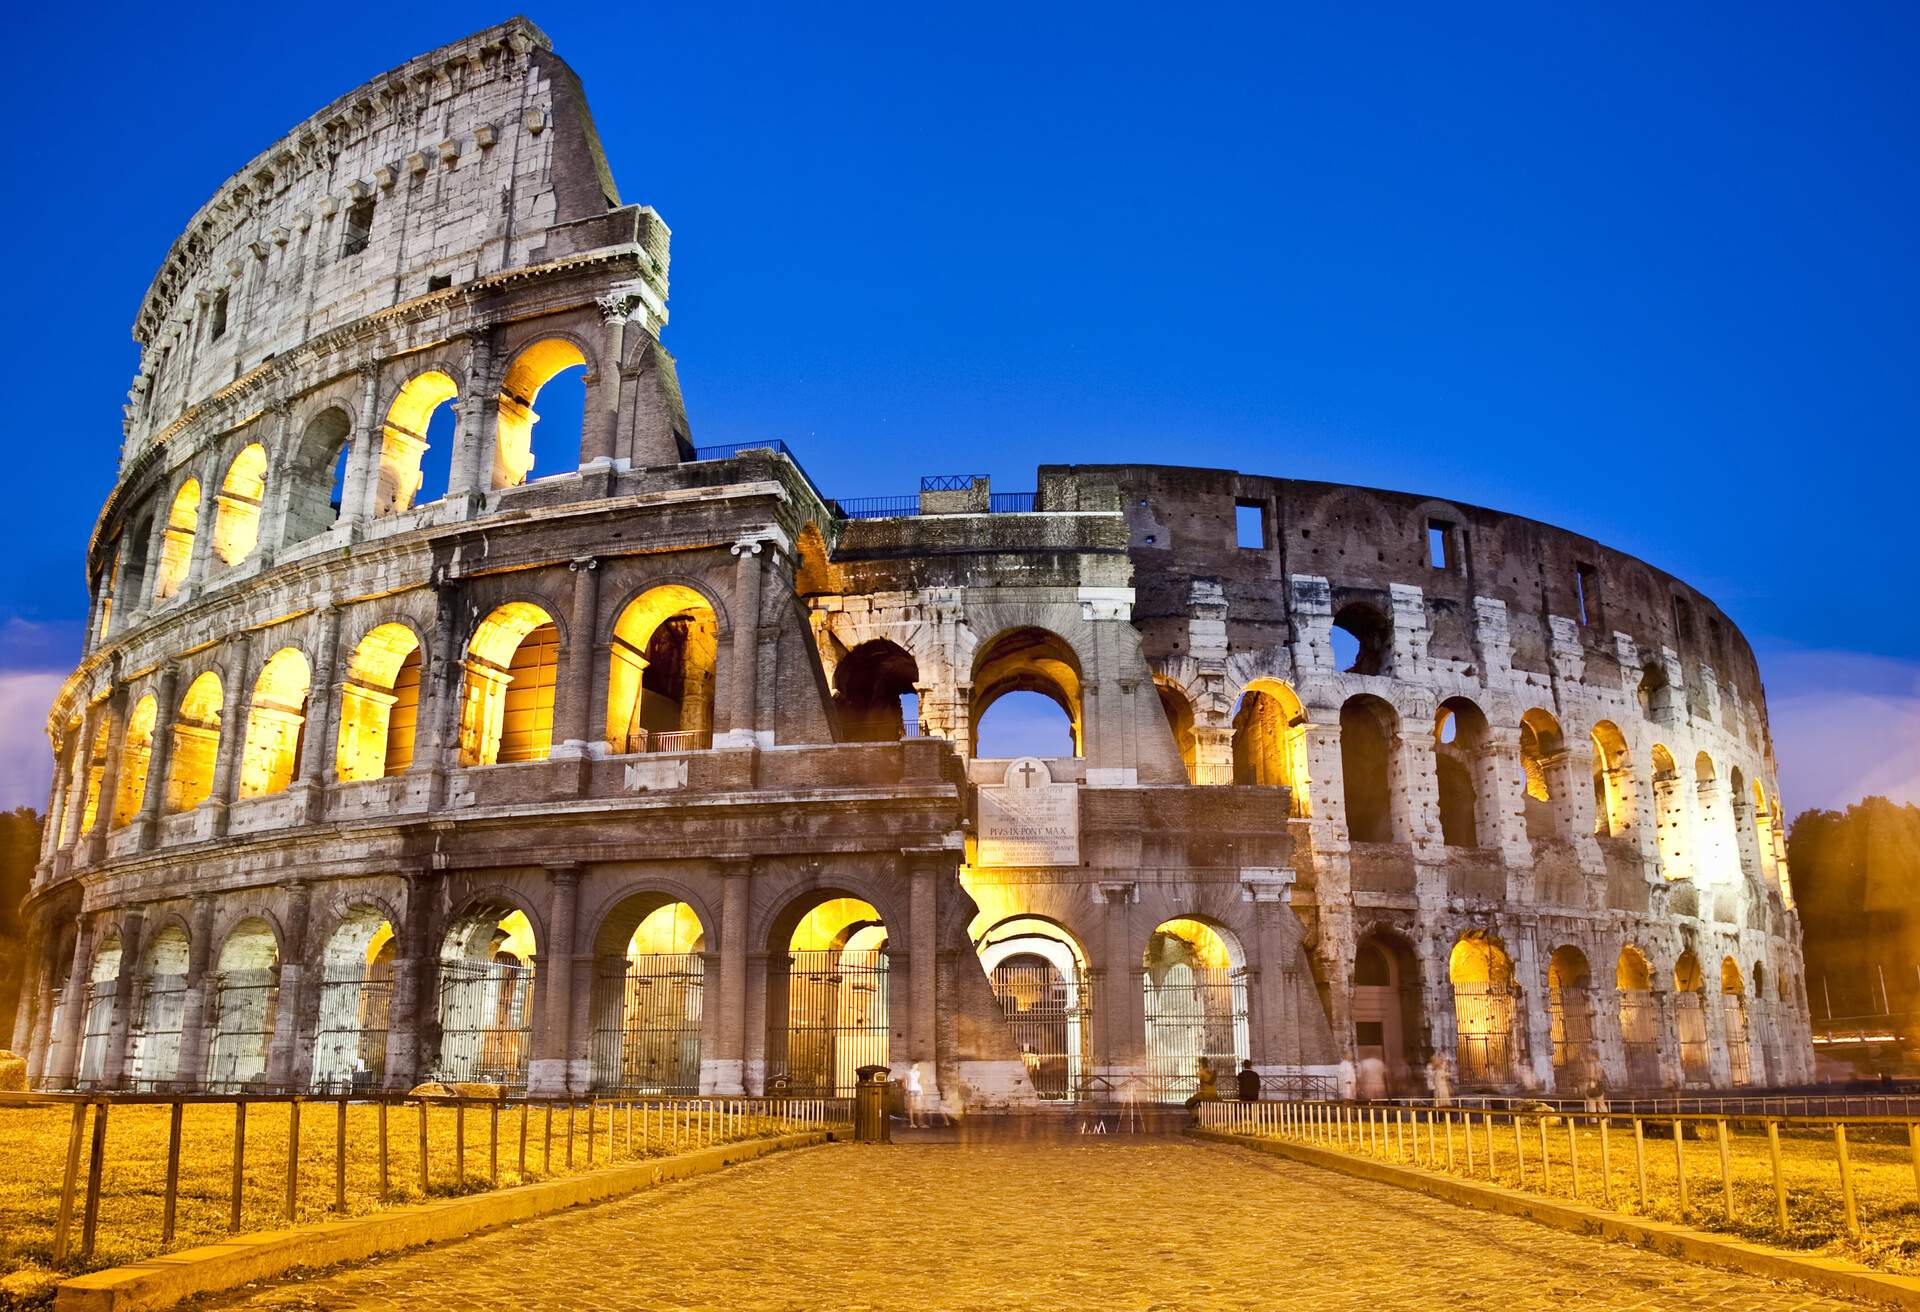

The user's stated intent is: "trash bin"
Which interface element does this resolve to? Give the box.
[854,1065,891,1143]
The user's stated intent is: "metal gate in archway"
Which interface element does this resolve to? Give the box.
[589,952,704,1095]
[769,949,888,1098]
[1143,966,1249,1103]
[436,959,534,1090]
[989,958,1094,1100]
[310,968,393,1092]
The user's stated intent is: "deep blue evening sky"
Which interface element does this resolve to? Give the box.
[0,3,1914,812]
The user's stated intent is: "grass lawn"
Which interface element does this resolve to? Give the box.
[0,1100,801,1308]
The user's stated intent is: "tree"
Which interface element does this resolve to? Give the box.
[1788,797,1920,1023]
[0,808,42,1048]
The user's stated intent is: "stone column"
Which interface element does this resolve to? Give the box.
[1242,869,1298,1067]
[207,636,254,836]
[57,701,101,853]
[705,857,751,1095]
[48,915,96,1088]
[292,603,341,821]
[1477,727,1533,871]
[581,303,631,467]
[135,663,180,850]
[176,897,219,1087]
[81,690,127,865]
[448,329,497,506]
[9,933,41,1055]
[383,868,436,1090]
[718,536,767,748]
[256,401,296,562]
[267,881,312,1088]
[906,857,941,1099]
[180,453,222,601]
[342,364,384,530]
[416,583,463,805]
[102,909,145,1087]
[551,557,601,758]
[1096,881,1144,1078]
[1541,748,1606,873]
[529,866,580,1095]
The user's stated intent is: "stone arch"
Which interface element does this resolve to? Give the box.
[585,886,712,1094]
[165,670,225,812]
[206,917,281,1090]
[833,639,921,743]
[764,887,892,1096]
[606,584,719,753]
[1546,945,1599,1093]
[210,443,269,566]
[1720,955,1753,1085]
[459,601,560,766]
[1615,945,1661,1087]
[131,923,192,1086]
[283,405,355,546]
[1673,949,1710,1083]
[111,694,158,828]
[374,369,460,516]
[1448,931,1516,1088]
[1330,600,1392,676]
[152,476,201,602]
[76,930,124,1084]
[336,622,425,780]
[1232,679,1305,808]
[1433,696,1491,848]
[1159,680,1199,784]
[238,647,312,799]
[971,627,1084,759]
[792,522,833,596]
[976,914,1093,1101]
[434,892,539,1090]
[495,336,591,488]
[1143,916,1249,1101]
[309,903,398,1090]
[1589,720,1632,836]
[1350,928,1422,1095]
[76,716,111,838]
[1339,694,1397,843]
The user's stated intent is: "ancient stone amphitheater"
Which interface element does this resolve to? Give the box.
[16,19,1810,1106]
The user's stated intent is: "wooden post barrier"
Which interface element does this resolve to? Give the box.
[1567,1117,1580,1200]
[53,1101,87,1263]
[378,1101,389,1196]
[1633,1118,1648,1211]
[1598,1116,1613,1208]
[1674,1119,1689,1217]
[285,1100,301,1222]
[518,1102,529,1180]
[229,1102,248,1234]
[1538,1115,1552,1193]
[81,1101,109,1260]
[490,1102,500,1185]
[566,1102,576,1169]
[1835,1123,1860,1238]
[417,1101,429,1196]
[1717,1119,1734,1224]
[1767,1120,1788,1233]
[162,1101,184,1246]
[335,1098,348,1211]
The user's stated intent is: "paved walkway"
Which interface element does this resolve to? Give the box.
[192,1138,1874,1311]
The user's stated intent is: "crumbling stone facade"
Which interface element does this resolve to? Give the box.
[17,20,1809,1106]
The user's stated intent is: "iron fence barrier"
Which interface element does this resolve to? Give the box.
[0,1091,851,1268]
[1197,1098,1920,1245]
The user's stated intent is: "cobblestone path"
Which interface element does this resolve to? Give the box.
[192,1139,1874,1311]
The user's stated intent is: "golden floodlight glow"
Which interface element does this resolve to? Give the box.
[165,671,224,812]
[375,371,458,515]
[152,478,201,601]
[605,585,717,753]
[238,647,312,799]
[458,603,557,766]
[494,337,587,488]
[211,443,268,565]
[336,623,423,781]
[110,694,158,827]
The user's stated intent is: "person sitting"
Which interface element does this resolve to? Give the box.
[1237,1059,1261,1102]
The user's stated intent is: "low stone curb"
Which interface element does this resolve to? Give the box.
[54,1130,832,1312]
[1194,1129,1920,1308]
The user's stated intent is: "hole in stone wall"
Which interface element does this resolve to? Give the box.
[1331,603,1390,676]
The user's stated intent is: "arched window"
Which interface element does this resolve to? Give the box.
[1649,744,1691,880]
[1546,945,1597,1093]
[131,926,191,1086]
[588,894,707,1095]
[459,603,559,766]
[375,371,459,516]
[1339,695,1396,843]
[283,409,353,545]
[336,625,424,781]
[1232,680,1306,808]
[153,478,200,601]
[77,931,122,1085]
[1721,957,1752,1086]
[311,907,397,1091]
[1589,720,1632,836]
[165,672,224,812]
[1616,947,1660,1087]
[833,639,921,743]
[77,717,110,835]
[238,648,311,799]
[1695,752,1728,883]
[767,893,890,1098]
[1673,951,1710,1083]
[206,919,279,1091]
[1449,932,1515,1087]
[212,444,268,565]
[1143,918,1249,1103]
[1351,932,1421,1096]
[1636,662,1675,721]
[1330,602,1391,676]
[111,695,158,827]
[971,628,1083,758]
[435,905,536,1089]
[606,586,718,753]
[1518,708,1566,841]
[1433,696,1490,848]
[1160,683,1199,783]
[496,338,588,487]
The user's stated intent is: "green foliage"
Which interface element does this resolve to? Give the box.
[1789,797,1920,1021]
[0,809,44,1048]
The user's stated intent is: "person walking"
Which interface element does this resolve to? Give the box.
[1237,1059,1261,1102]
[907,1062,927,1128]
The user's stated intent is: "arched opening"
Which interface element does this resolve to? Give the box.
[1339,695,1396,843]
[1434,697,1489,848]
[1159,683,1199,784]
[1673,951,1710,1084]
[1143,917,1249,1103]
[766,894,889,1097]
[1753,958,1779,1082]
[1721,956,1752,1086]
[1547,945,1598,1093]
[1330,602,1391,676]
[165,672,224,813]
[76,932,122,1086]
[77,718,110,837]
[1751,779,1778,888]
[1695,752,1729,883]
[1448,932,1516,1088]
[1649,744,1690,880]
[588,895,706,1095]
[111,695,157,827]
[212,444,268,566]
[1590,720,1632,836]
[130,926,191,1087]
[1637,662,1675,720]
[1518,708,1564,839]
[206,919,279,1091]
[310,908,396,1092]
[1351,932,1422,1096]
[153,478,200,602]
[1616,946,1661,1088]
[831,639,921,743]
[978,916,1093,1101]
[495,338,588,487]
[283,409,353,545]
[375,371,459,516]
[123,515,153,615]
[238,648,311,799]
[336,625,423,781]
[459,603,559,766]
[606,586,718,753]
[971,628,1083,758]
[1232,679,1306,808]
[435,904,536,1090]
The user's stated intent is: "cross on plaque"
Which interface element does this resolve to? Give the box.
[1016,761,1040,786]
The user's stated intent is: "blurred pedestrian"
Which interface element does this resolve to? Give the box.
[1237,1059,1261,1102]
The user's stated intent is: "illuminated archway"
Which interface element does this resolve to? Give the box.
[111,695,157,827]
[1351,931,1421,1096]
[606,586,718,753]
[77,718,110,836]
[1589,720,1632,836]
[977,916,1093,1100]
[971,628,1083,758]
[1721,956,1752,1086]
[206,919,279,1091]
[1233,679,1306,807]
[336,624,423,781]
[311,907,396,1091]
[1616,946,1660,1087]
[1547,945,1598,1093]
[1143,917,1248,1103]
[434,903,537,1089]
[238,648,311,799]
[165,672,224,813]
[374,371,459,515]
[1159,682,1199,783]
[766,893,889,1097]
[131,926,191,1086]
[833,639,920,743]
[76,931,122,1086]
[212,444,268,565]
[153,478,200,602]
[588,894,707,1094]
[459,603,558,766]
[495,338,588,487]
[1449,932,1516,1088]
[1673,951,1710,1083]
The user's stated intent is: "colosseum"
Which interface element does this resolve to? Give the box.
[14,18,1811,1107]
